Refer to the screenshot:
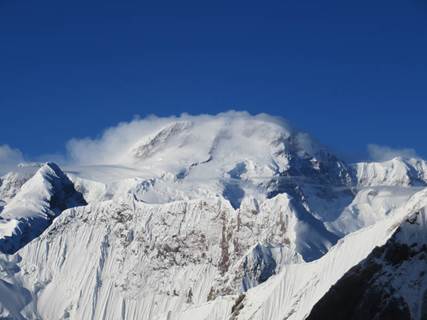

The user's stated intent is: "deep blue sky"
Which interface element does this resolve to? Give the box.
[1,0,426,161]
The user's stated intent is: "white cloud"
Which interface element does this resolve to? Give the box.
[367,144,419,162]
[0,144,24,175]
[65,111,299,167]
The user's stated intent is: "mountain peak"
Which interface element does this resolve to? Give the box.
[0,162,85,254]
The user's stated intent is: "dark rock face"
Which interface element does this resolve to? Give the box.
[241,244,277,291]
[307,224,427,320]
[306,261,411,320]
[421,289,427,320]
[45,162,87,214]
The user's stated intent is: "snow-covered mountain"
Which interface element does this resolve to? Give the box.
[0,163,86,254]
[0,112,426,320]
[355,157,427,187]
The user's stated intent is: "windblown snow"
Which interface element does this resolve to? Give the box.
[0,111,426,320]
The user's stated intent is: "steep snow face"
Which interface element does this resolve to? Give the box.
[307,208,427,320]
[4,191,338,320]
[0,163,86,254]
[355,157,427,187]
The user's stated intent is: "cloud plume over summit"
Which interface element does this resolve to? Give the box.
[368,144,419,162]
[65,111,301,167]
[0,144,24,174]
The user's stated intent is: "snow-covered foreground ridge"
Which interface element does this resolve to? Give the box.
[0,112,426,320]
